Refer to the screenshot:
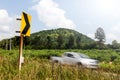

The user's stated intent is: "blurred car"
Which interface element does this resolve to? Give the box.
[51,52,99,68]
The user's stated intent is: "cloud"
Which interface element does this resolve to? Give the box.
[32,0,76,29]
[0,10,12,33]
[106,22,120,43]
[87,33,94,39]
[110,23,120,33]
[0,9,20,40]
[0,10,12,25]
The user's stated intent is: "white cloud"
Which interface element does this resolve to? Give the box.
[110,23,120,33]
[32,0,76,29]
[106,33,120,44]
[0,10,12,25]
[0,9,20,41]
[0,10,11,33]
[107,33,117,40]
[106,22,120,43]
[90,0,120,17]
[87,33,94,39]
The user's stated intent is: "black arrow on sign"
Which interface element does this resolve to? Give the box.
[22,12,30,35]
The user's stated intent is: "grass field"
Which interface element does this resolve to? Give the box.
[0,49,120,80]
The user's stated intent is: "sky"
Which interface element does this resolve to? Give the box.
[0,0,120,44]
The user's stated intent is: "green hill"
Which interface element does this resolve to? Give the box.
[0,28,95,49]
[29,28,94,49]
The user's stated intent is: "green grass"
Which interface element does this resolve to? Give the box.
[0,49,120,80]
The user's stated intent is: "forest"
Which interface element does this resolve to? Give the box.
[0,28,120,50]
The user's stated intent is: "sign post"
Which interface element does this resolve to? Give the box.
[18,12,31,71]
[19,35,23,71]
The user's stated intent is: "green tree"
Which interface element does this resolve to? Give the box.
[95,27,106,49]
[31,36,40,49]
[112,40,120,49]
[57,34,64,49]
[66,35,75,49]
[76,36,81,48]
[46,36,52,49]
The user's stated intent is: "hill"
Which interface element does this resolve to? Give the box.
[0,28,95,49]
[29,28,94,49]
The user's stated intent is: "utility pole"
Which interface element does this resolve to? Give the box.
[5,39,8,50]
[9,38,12,50]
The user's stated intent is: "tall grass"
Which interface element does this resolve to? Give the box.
[0,49,120,80]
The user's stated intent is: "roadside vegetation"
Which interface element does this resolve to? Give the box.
[0,49,120,80]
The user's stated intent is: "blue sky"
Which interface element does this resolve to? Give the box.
[0,0,120,44]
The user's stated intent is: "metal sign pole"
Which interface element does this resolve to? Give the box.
[19,35,24,71]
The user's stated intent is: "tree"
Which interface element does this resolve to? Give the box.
[57,34,64,49]
[95,27,106,49]
[76,36,81,48]
[112,40,120,49]
[66,35,75,49]
[46,36,52,49]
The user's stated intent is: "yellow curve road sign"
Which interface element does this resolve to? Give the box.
[20,12,31,36]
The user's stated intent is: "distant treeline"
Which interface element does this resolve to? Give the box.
[0,28,119,50]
